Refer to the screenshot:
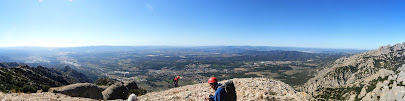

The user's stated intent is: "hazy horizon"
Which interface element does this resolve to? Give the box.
[0,45,373,50]
[1,0,404,49]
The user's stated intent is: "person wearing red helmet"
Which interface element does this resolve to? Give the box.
[205,77,227,101]
[173,76,180,87]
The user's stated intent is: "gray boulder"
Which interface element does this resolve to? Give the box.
[54,83,103,99]
[102,82,129,100]
[98,85,110,90]
[393,43,405,51]
[124,80,139,90]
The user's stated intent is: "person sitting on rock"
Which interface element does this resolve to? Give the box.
[205,77,227,101]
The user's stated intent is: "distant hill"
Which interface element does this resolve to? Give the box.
[60,66,93,83]
[0,63,92,93]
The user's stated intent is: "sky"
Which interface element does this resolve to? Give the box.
[0,0,404,49]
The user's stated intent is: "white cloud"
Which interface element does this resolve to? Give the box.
[38,0,43,2]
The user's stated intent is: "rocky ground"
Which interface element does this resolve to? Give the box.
[0,92,97,101]
[138,78,308,101]
[0,78,308,101]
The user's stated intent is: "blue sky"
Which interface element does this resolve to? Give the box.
[0,0,404,49]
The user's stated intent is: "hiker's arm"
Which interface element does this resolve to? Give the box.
[211,89,221,101]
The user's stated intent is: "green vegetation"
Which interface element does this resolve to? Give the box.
[277,71,314,86]
[367,76,388,93]
[41,86,50,92]
[315,86,362,100]
[253,65,293,72]
[335,65,359,74]
[211,64,231,68]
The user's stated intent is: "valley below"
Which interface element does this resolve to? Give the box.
[1,45,378,100]
[0,46,359,92]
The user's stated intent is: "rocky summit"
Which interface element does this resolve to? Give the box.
[138,78,308,101]
[0,78,307,101]
[302,42,405,100]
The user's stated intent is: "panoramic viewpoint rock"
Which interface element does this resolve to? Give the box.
[138,78,308,101]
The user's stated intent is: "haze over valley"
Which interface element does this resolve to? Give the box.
[0,46,366,92]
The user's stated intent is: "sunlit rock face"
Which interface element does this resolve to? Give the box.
[302,42,405,100]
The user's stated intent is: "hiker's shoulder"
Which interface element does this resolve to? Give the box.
[216,86,226,92]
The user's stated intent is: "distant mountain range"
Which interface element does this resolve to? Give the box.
[0,46,367,65]
[0,62,92,93]
[0,45,367,53]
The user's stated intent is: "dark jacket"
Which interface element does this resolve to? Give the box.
[209,83,227,101]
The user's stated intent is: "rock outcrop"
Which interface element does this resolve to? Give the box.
[102,82,130,100]
[138,78,308,101]
[53,83,103,99]
[51,79,140,100]
[124,80,139,90]
[302,42,405,100]
[100,80,139,100]
[360,65,405,101]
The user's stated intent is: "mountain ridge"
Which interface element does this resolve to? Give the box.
[302,42,405,100]
[0,63,92,93]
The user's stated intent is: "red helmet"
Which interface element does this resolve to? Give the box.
[208,77,217,84]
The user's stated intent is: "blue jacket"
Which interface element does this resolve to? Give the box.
[209,83,227,101]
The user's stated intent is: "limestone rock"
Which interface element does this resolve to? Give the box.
[53,83,103,99]
[358,87,367,98]
[124,80,139,90]
[302,42,405,100]
[102,82,129,100]
[393,43,405,51]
